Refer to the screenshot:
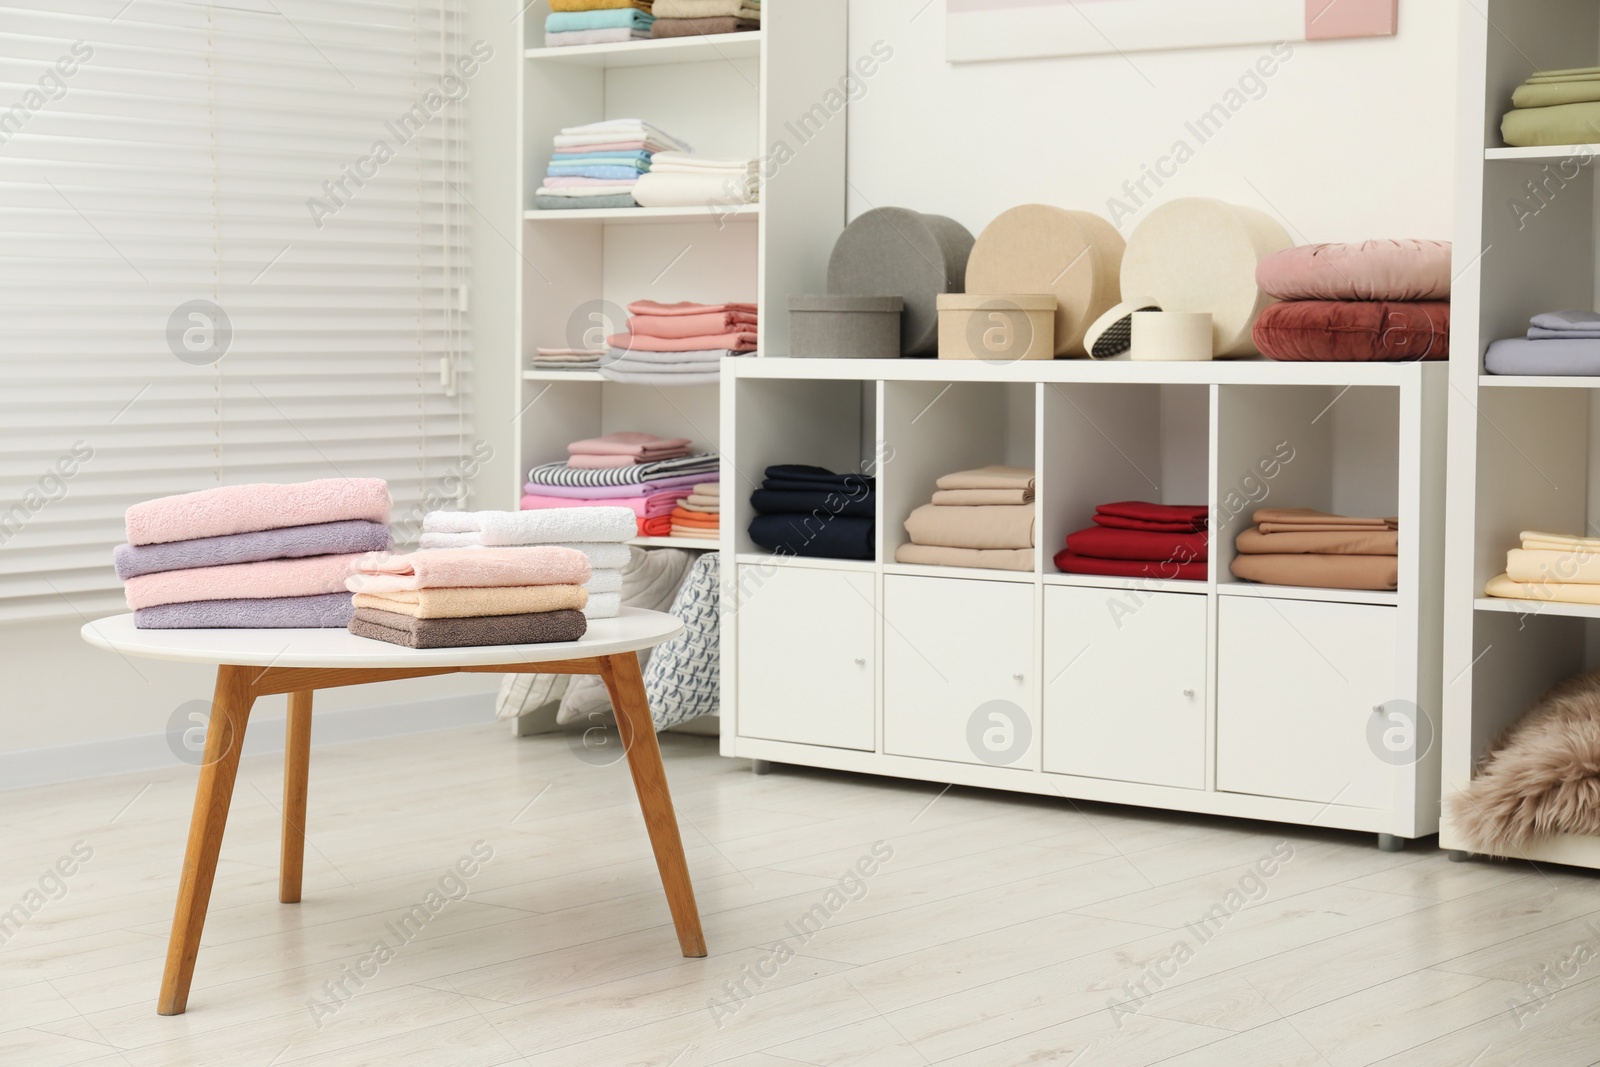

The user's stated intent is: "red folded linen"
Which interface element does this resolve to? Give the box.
[1064,526,1210,563]
[1054,550,1208,582]
[628,300,758,317]
[629,310,759,339]
[1095,501,1209,526]
[608,331,757,353]
[640,514,672,537]
[1093,515,1206,533]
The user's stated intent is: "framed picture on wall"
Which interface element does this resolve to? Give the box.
[946,0,1398,63]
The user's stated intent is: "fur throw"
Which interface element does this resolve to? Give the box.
[1450,671,1600,851]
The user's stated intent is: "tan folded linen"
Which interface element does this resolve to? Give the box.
[895,544,1033,572]
[678,499,720,513]
[1252,508,1397,528]
[934,465,1036,492]
[670,526,719,540]
[353,585,587,620]
[1257,522,1399,534]
[694,483,720,497]
[905,502,1035,550]
[1506,549,1600,586]
[1520,531,1600,554]
[1236,528,1399,556]
[930,488,1034,506]
[1230,554,1397,591]
[1486,572,1600,605]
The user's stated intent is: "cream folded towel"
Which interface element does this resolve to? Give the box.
[353,584,587,620]
[423,508,636,545]
[416,536,633,569]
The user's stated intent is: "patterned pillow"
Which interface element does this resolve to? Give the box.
[641,552,720,729]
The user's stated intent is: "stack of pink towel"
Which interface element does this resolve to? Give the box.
[116,479,392,629]
[522,432,719,538]
[602,300,758,385]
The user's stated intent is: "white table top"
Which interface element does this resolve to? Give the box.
[80,609,683,669]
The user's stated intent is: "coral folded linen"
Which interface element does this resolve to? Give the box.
[669,507,718,527]
[124,554,364,611]
[1054,551,1208,581]
[905,503,1036,551]
[350,607,587,649]
[897,544,1032,571]
[125,478,390,546]
[353,585,587,620]
[521,490,690,519]
[629,299,757,317]
[931,488,1033,506]
[134,593,355,630]
[640,515,672,537]
[1485,573,1600,605]
[112,520,389,581]
[423,508,635,545]
[1064,526,1208,563]
[628,310,757,338]
[608,332,757,353]
[934,465,1036,492]
[414,537,632,570]
[1230,554,1398,591]
[1235,528,1398,556]
[347,547,590,593]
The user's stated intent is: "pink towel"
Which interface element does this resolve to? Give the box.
[124,553,364,610]
[628,310,759,339]
[125,478,391,547]
[628,300,758,317]
[568,451,689,470]
[522,490,690,519]
[347,546,589,593]
[608,331,757,353]
[568,431,692,457]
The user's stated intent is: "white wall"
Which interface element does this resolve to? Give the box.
[847,0,1459,244]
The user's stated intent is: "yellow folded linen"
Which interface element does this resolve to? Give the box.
[1507,548,1600,586]
[1485,572,1600,606]
[353,585,587,620]
[1519,530,1600,554]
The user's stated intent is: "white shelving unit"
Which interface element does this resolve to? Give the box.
[720,358,1446,846]
[1443,2,1600,868]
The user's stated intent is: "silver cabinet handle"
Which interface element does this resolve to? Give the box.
[854,657,866,667]
[1013,673,1025,683]
[1182,689,1195,699]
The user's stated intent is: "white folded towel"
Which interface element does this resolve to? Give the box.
[634,169,757,208]
[648,151,758,173]
[584,592,622,619]
[423,508,637,546]
[533,185,640,198]
[586,567,623,594]
[556,120,691,153]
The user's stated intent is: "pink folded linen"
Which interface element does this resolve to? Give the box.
[553,141,659,153]
[124,553,364,611]
[125,478,391,547]
[568,451,689,469]
[568,431,692,457]
[542,177,641,188]
[524,474,712,499]
[628,300,758,317]
[346,546,590,594]
[522,490,691,518]
[628,310,759,339]
[608,331,757,353]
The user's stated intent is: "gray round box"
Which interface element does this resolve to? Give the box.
[827,207,975,357]
[789,295,904,358]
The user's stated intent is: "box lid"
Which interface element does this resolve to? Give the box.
[936,294,1058,311]
[789,294,904,313]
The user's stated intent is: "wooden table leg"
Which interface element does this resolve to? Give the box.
[159,665,256,1016]
[599,652,707,958]
[280,690,312,904]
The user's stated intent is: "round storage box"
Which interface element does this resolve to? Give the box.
[827,207,975,358]
[1130,311,1213,362]
[936,294,1057,361]
[964,205,1125,358]
[788,295,905,358]
[1120,198,1292,358]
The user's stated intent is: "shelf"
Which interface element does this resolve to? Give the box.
[882,562,1036,585]
[630,536,718,550]
[524,31,762,69]
[1480,374,1600,389]
[1475,596,1600,621]
[1485,144,1600,161]
[1043,572,1208,595]
[733,553,875,573]
[523,368,604,382]
[1216,582,1399,607]
[729,356,1432,388]
[523,204,760,225]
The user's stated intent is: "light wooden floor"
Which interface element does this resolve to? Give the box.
[3,724,1599,1067]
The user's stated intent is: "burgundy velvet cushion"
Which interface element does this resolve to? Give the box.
[1253,300,1450,362]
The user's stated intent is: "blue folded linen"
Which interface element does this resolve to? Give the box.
[134,593,355,629]
[1485,336,1600,375]
[544,165,650,181]
[113,520,390,580]
[549,151,653,167]
[1531,310,1600,332]
[546,8,654,32]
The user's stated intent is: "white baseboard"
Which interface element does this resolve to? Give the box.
[0,693,498,792]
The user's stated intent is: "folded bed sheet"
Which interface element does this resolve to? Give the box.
[752,488,875,519]
[905,503,1036,551]
[1484,572,1600,606]
[1485,337,1600,376]
[1230,553,1398,591]
[1063,526,1208,563]
[749,513,873,560]
[896,544,1032,572]
[1054,551,1208,582]
[1235,528,1399,556]
[934,465,1036,492]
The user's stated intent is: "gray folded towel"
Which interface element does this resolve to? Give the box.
[349,607,587,649]
[113,520,390,580]
[133,593,354,629]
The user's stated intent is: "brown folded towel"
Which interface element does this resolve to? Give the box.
[1253,508,1397,529]
[930,488,1034,506]
[1235,528,1399,556]
[651,15,758,36]
[904,502,1036,551]
[352,584,586,620]
[350,607,587,649]
[1231,553,1398,591]
[934,465,1036,492]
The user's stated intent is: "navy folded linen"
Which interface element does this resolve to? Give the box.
[749,514,874,560]
[113,520,391,580]
[134,593,354,629]
[764,464,873,487]
[751,488,876,519]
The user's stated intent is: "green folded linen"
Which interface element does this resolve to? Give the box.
[1502,101,1600,147]
[535,193,638,211]
[1513,80,1600,109]
[350,607,587,649]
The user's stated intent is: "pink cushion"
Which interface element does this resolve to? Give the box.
[1255,239,1452,302]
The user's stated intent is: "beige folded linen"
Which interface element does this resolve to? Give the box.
[670,525,719,540]
[654,0,759,17]
[1485,572,1600,605]
[693,482,720,497]
[905,502,1035,550]
[934,465,1036,492]
[895,544,1034,572]
[1520,531,1600,554]
[1235,528,1399,556]
[931,488,1034,506]
[1256,522,1399,534]
[678,499,720,513]
[1230,553,1398,591]
[1506,549,1600,586]
[1252,508,1396,528]
[353,585,587,620]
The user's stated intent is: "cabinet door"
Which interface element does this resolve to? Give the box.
[883,575,1035,767]
[1043,587,1206,789]
[736,565,875,750]
[1217,597,1399,809]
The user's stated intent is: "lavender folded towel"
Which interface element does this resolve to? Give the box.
[133,593,354,630]
[349,606,587,649]
[113,520,391,581]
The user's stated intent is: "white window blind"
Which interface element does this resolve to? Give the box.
[0,0,474,622]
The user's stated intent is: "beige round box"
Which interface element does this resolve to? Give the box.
[936,295,1057,361]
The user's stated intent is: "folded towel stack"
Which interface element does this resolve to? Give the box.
[1486,310,1600,376]
[545,0,654,48]
[1055,502,1208,581]
[749,464,875,560]
[1484,531,1600,606]
[633,151,761,210]
[650,0,759,38]
[671,483,720,541]
[604,299,759,384]
[1230,508,1399,591]
[347,547,590,649]
[896,465,1035,572]
[532,347,603,373]
[1502,66,1600,147]
[116,479,392,629]
[534,119,691,211]
[420,508,637,618]
[522,433,719,537]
